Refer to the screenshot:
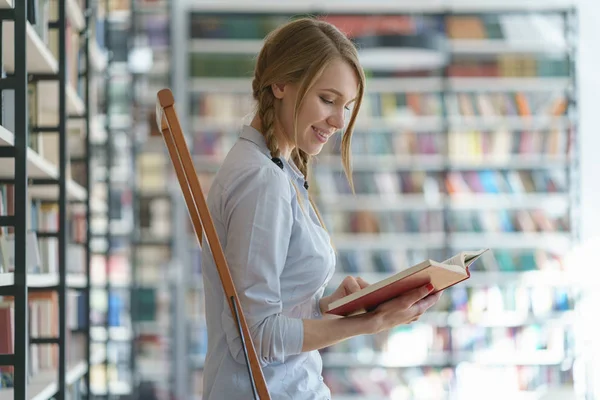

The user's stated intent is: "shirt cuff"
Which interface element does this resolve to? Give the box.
[313,292,324,319]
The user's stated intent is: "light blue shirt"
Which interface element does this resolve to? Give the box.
[201,125,336,399]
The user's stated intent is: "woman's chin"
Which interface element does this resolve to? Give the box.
[303,146,324,157]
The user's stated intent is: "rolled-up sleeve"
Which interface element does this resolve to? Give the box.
[220,166,304,367]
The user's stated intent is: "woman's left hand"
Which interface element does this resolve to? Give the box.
[319,276,370,315]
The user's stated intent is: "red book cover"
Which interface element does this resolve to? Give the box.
[327,249,488,317]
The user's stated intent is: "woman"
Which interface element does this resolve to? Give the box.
[200,17,443,399]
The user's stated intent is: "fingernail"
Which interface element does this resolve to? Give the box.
[426,283,434,292]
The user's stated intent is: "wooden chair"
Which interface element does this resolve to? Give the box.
[155,88,271,400]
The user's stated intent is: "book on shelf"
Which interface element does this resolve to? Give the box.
[0,231,42,273]
[326,248,489,317]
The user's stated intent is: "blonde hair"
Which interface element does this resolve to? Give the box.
[251,17,365,228]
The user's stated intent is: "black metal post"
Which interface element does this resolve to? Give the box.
[57,0,68,398]
[84,0,93,397]
[565,8,580,246]
[0,13,3,127]
[439,9,452,261]
[438,7,456,383]
[104,0,112,396]
[13,0,29,399]
[128,1,139,394]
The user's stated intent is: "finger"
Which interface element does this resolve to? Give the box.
[403,283,435,309]
[413,291,442,315]
[356,277,370,289]
[343,276,362,294]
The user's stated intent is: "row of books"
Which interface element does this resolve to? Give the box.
[138,196,172,241]
[0,291,89,385]
[447,56,569,79]
[335,248,566,274]
[326,130,566,160]
[190,128,566,163]
[89,341,132,393]
[135,12,169,49]
[323,364,572,399]
[188,13,565,44]
[322,209,568,234]
[445,285,575,320]
[189,91,567,124]
[132,287,159,322]
[28,0,83,91]
[445,92,567,119]
[26,81,90,179]
[89,289,130,329]
[313,170,567,197]
[89,254,131,291]
[189,52,569,79]
[137,332,170,392]
[325,366,452,400]
[104,76,133,117]
[445,14,565,41]
[354,91,567,121]
[0,185,87,275]
[323,323,570,359]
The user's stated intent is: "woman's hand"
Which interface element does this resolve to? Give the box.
[364,283,443,335]
[302,281,444,353]
[319,275,370,315]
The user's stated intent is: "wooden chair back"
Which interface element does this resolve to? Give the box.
[156,88,271,400]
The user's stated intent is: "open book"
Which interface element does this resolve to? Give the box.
[326,249,489,317]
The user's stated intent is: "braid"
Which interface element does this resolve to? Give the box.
[255,85,279,159]
[291,148,309,179]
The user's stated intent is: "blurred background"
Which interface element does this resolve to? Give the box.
[1,0,599,399]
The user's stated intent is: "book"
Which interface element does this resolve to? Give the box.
[326,249,489,317]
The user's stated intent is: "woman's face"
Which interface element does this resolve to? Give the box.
[273,58,359,158]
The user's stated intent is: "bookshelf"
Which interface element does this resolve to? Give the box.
[84,0,136,397]
[182,1,584,399]
[0,0,110,399]
[127,0,176,399]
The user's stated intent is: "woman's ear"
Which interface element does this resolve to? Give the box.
[271,82,286,99]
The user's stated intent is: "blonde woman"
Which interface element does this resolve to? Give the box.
[200,17,443,399]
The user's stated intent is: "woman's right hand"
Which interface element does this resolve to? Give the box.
[363,283,443,335]
[301,282,443,353]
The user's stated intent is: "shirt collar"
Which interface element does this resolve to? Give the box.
[239,125,306,185]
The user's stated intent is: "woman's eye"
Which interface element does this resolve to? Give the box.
[321,96,351,112]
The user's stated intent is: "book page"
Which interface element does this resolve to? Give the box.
[442,252,467,268]
[442,249,489,269]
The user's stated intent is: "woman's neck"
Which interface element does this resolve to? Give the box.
[250,113,292,160]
